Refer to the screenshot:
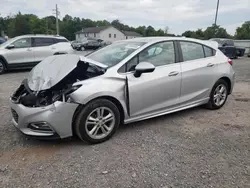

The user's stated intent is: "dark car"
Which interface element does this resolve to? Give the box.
[0,38,6,44]
[72,38,109,51]
[71,40,87,51]
[82,38,107,50]
[210,38,245,59]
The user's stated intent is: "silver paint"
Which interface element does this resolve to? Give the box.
[10,37,235,138]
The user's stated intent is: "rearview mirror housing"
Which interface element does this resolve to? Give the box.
[134,62,155,78]
[6,44,15,49]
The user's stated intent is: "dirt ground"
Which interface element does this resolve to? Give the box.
[0,57,250,188]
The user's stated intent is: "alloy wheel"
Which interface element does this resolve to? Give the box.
[85,107,115,140]
[213,84,227,106]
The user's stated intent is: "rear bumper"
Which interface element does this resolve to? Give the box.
[230,72,236,94]
[9,99,79,139]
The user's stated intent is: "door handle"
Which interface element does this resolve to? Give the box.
[51,47,56,49]
[27,48,32,51]
[168,71,179,77]
[207,63,214,67]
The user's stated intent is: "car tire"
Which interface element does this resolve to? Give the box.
[0,60,6,75]
[75,99,120,144]
[206,79,229,110]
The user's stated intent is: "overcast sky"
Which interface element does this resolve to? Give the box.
[1,0,250,35]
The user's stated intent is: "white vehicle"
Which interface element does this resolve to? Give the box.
[0,35,74,74]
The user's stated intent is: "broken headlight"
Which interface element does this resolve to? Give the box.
[64,84,82,103]
[52,85,82,103]
[64,85,82,96]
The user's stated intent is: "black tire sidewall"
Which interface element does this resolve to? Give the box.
[75,99,120,144]
[209,80,229,109]
[0,60,6,74]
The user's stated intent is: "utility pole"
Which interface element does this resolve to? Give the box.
[52,4,60,35]
[214,0,220,26]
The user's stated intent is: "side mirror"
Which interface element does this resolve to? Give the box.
[134,62,155,78]
[6,44,15,49]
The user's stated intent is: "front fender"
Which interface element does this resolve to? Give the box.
[69,76,129,119]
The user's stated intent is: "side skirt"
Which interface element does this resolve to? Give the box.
[124,98,209,124]
[7,62,40,70]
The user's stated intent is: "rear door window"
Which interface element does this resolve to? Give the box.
[33,38,56,47]
[55,38,68,43]
[180,41,205,61]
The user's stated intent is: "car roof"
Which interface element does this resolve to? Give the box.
[15,35,67,39]
[121,37,216,48]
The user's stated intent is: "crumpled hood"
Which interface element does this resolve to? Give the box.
[28,54,107,91]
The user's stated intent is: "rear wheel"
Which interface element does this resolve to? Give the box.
[0,60,6,75]
[75,99,120,144]
[206,79,229,110]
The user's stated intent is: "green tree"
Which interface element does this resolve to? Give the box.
[203,24,231,39]
[9,13,31,37]
[195,29,204,39]
[182,30,197,38]
[145,26,156,36]
[235,21,250,39]
[182,25,231,40]
[156,29,165,36]
[135,26,146,36]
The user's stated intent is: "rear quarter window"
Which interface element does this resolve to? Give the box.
[204,46,214,57]
[33,37,55,47]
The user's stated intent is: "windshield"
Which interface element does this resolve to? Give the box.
[0,37,19,47]
[87,41,146,67]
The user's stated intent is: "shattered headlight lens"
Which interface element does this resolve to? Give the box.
[64,85,82,96]
[52,85,82,103]
[64,84,82,102]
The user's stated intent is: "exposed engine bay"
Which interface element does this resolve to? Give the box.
[11,60,105,107]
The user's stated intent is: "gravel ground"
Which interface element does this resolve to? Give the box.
[0,57,250,188]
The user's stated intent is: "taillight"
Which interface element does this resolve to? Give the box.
[228,59,233,66]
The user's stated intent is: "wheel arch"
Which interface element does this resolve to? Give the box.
[71,95,125,136]
[218,76,232,94]
[0,55,8,69]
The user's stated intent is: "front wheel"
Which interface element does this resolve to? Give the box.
[75,99,120,144]
[206,79,229,110]
[0,60,6,75]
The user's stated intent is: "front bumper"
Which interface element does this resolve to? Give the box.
[9,99,79,139]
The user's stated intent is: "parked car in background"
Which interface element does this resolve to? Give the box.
[210,38,245,59]
[10,37,235,144]
[83,38,103,50]
[0,34,74,74]
[72,38,109,51]
[0,37,6,44]
[71,40,87,51]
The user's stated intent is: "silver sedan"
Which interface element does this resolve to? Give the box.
[10,37,235,143]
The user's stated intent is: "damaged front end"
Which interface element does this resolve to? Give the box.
[11,54,107,107]
[11,79,82,107]
[10,54,108,138]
